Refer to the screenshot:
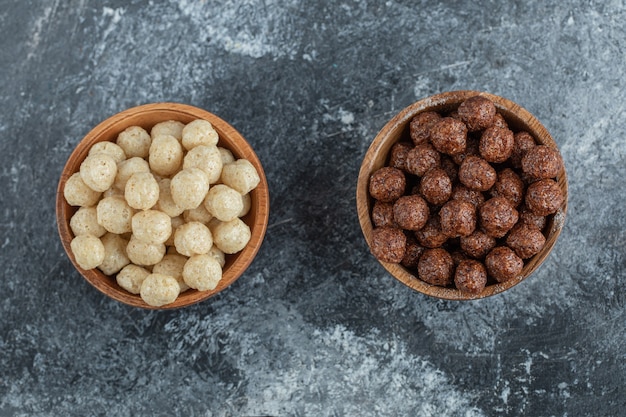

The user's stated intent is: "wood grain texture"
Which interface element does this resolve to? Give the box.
[356,91,568,300]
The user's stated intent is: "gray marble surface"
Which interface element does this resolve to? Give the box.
[1,0,625,416]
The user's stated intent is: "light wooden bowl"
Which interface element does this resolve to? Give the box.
[57,103,270,309]
[356,91,568,300]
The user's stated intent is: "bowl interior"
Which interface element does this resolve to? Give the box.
[57,103,270,309]
[356,90,568,300]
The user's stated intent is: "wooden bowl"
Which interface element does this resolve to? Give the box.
[356,91,568,300]
[57,103,270,309]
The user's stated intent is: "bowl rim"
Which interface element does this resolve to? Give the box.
[356,90,568,300]
[56,102,270,309]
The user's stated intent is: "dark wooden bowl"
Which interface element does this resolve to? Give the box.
[356,91,568,300]
[57,103,270,309]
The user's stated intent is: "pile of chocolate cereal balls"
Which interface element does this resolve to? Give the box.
[64,119,260,307]
[368,96,564,294]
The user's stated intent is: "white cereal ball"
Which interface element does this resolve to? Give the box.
[218,147,236,165]
[239,193,251,217]
[151,120,185,141]
[183,204,213,224]
[182,119,219,150]
[212,218,251,254]
[208,245,226,268]
[149,134,183,176]
[70,206,106,237]
[116,264,150,294]
[165,215,184,247]
[131,210,171,244]
[103,186,124,199]
[89,141,126,163]
[98,233,130,275]
[126,235,166,266]
[114,157,150,191]
[220,159,260,194]
[80,153,118,192]
[70,234,105,270]
[155,178,184,218]
[182,254,222,291]
[64,173,102,207]
[117,126,152,158]
[153,254,190,292]
[125,172,159,210]
[204,184,244,222]
[96,196,135,234]
[183,145,223,184]
[174,221,213,257]
[140,273,180,307]
[170,168,210,210]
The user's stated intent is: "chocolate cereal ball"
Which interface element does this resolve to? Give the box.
[409,111,441,146]
[519,204,547,231]
[440,156,458,182]
[454,260,487,294]
[485,246,524,283]
[525,179,564,216]
[370,227,406,263]
[491,112,508,130]
[401,236,425,269]
[439,200,476,238]
[418,248,454,286]
[405,143,441,177]
[393,195,430,231]
[419,168,452,205]
[510,131,536,168]
[479,126,515,163]
[415,216,448,248]
[372,201,395,227]
[521,145,564,180]
[429,117,467,156]
[457,96,496,132]
[458,155,497,191]
[506,224,546,259]
[369,167,406,202]
[460,230,496,259]
[451,184,486,208]
[388,142,413,171]
[479,197,519,238]
[452,138,480,165]
[491,168,525,207]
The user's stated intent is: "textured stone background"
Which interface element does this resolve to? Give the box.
[1,1,625,416]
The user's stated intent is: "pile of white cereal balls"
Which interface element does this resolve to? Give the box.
[63,119,260,307]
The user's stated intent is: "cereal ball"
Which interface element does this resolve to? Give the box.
[405,143,441,177]
[131,210,172,244]
[392,195,429,231]
[479,126,515,163]
[103,186,124,199]
[419,168,452,205]
[451,184,486,208]
[506,224,546,259]
[212,218,251,254]
[454,260,487,294]
[140,273,180,307]
[220,159,260,195]
[89,141,126,164]
[218,147,236,165]
[80,153,118,192]
[451,137,480,166]
[370,226,406,263]
[64,172,102,207]
[521,145,564,180]
[440,156,458,183]
[170,168,210,210]
[415,216,448,248]
[114,157,150,191]
[174,221,213,257]
[457,96,496,132]
[372,201,395,228]
[388,141,412,171]
[401,236,425,269]
[184,204,213,224]
[430,117,468,156]
[182,254,223,291]
[458,156,497,191]
[116,264,150,294]
[149,134,183,176]
[460,230,496,259]
[183,145,223,184]
[70,207,106,237]
[204,184,244,222]
[409,111,441,145]
[525,179,564,216]
[70,234,105,270]
[239,193,251,217]
[518,204,547,231]
[208,245,226,268]
[164,215,184,247]
[479,197,519,238]
[510,131,536,168]
[125,172,160,210]
[491,168,524,207]
[98,233,130,275]
[126,235,166,266]
[96,196,134,234]
[491,112,508,130]
[418,248,454,286]
[155,178,184,218]
[116,125,152,158]
[439,199,476,238]
[182,119,219,150]
[151,120,185,141]
[369,167,406,203]
[485,246,523,283]
[153,254,190,292]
